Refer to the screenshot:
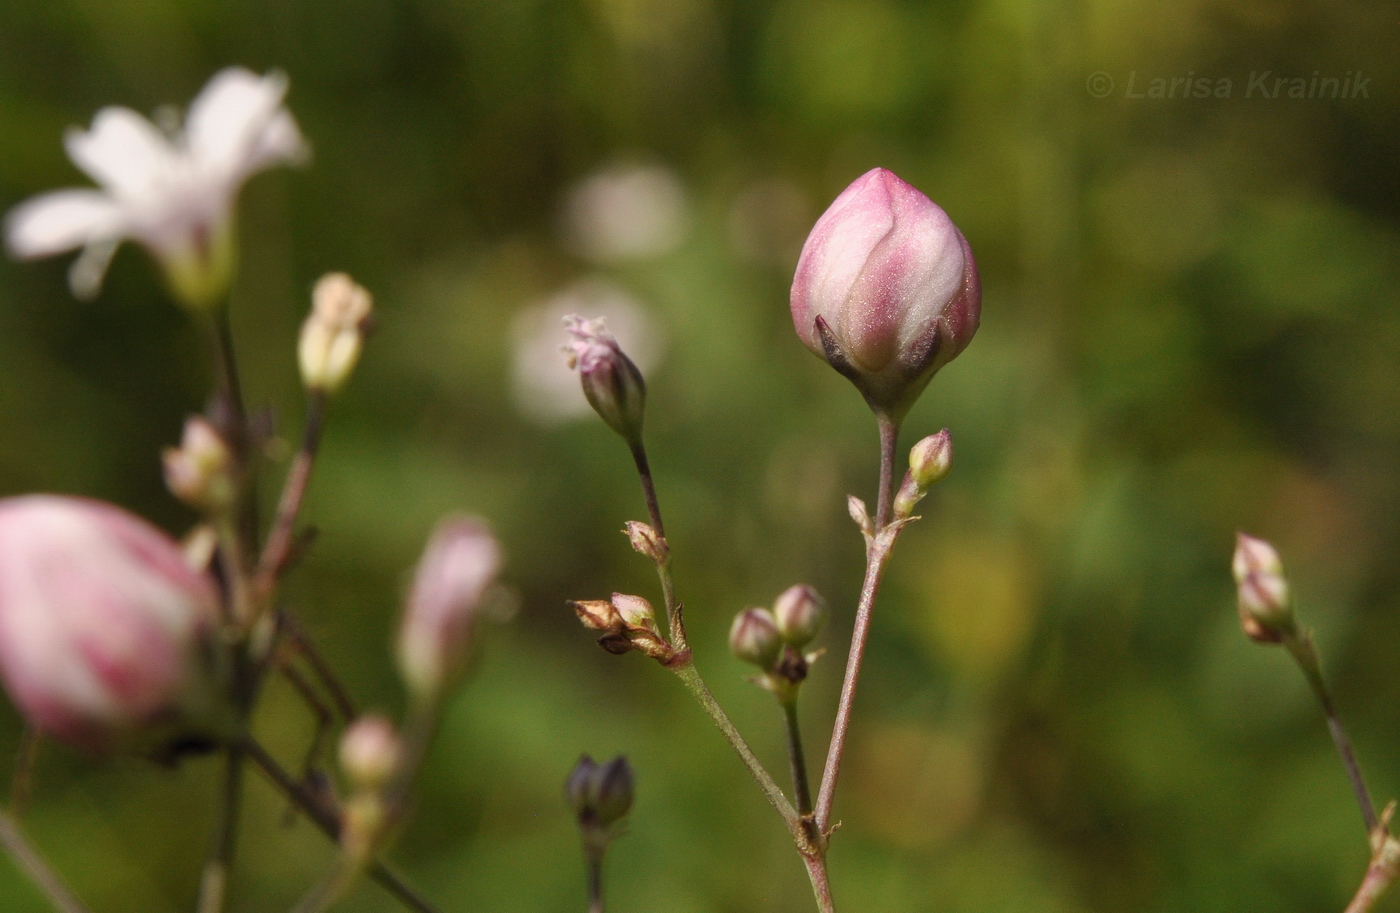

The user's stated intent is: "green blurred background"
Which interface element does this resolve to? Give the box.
[1,0,1399,910]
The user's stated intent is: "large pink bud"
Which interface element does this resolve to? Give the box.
[0,495,220,748]
[791,168,980,420]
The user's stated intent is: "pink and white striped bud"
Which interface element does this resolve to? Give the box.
[563,315,647,445]
[0,495,220,748]
[1232,532,1295,644]
[791,169,980,420]
[397,516,502,698]
[729,607,782,670]
[773,584,826,648]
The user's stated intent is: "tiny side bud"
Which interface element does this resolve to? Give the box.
[909,429,953,489]
[773,584,826,648]
[729,607,782,670]
[299,272,374,395]
[624,520,668,563]
[162,416,235,513]
[1232,532,1296,643]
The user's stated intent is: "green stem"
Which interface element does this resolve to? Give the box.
[1285,632,1378,834]
[256,392,327,600]
[197,746,246,913]
[671,662,799,830]
[0,809,93,913]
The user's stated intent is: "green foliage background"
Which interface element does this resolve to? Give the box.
[1,1,1399,910]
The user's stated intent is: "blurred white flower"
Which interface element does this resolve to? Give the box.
[511,278,665,425]
[5,66,307,307]
[562,161,688,264]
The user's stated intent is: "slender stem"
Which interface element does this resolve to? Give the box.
[0,809,93,913]
[288,860,357,913]
[671,662,799,829]
[212,305,247,444]
[198,746,246,913]
[813,416,902,837]
[1286,633,1378,834]
[628,441,665,540]
[802,854,837,913]
[241,739,443,913]
[874,415,898,531]
[278,612,358,722]
[1346,856,1400,913]
[586,854,605,913]
[257,393,327,598]
[782,701,813,816]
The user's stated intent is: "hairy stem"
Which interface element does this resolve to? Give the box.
[241,738,442,913]
[629,440,686,649]
[802,853,837,913]
[0,809,93,913]
[671,662,799,830]
[813,416,901,837]
[1286,632,1378,834]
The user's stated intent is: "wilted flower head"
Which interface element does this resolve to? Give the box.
[563,314,647,445]
[791,168,980,420]
[299,272,374,394]
[0,495,220,748]
[1232,532,1295,643]
[397,516,502,697]
[5,67,307,307]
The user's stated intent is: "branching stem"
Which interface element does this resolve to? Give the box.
[0,809,93,913]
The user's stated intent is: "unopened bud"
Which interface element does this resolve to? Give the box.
[624,521,668,563]
[572,598,623,633]
[1232,532,1295,643]
[729,607,782,669]
[299,272,374,394]
[791,169,980,420]
[339,714,402,793]
[611,593,657,634]
[162,416,235,512]
[773,584,825,647]
[0,496,222,749]
[567,754,635,830]
[563,315,647,444]
[397,516,502,697]
[910,430,953,488]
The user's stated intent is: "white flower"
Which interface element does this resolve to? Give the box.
[5,66,308,307]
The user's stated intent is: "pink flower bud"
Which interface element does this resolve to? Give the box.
[729,607,782,670]
[1232,532,1295,643]
[791,168,980,419]
[397,516,502,697]
[563,315,647,444]
[340,714,402,792]
[0,495,219,748]
[773,584,826,648]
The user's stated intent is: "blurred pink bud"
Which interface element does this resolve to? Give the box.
[791,168,980,420]
[162,416,234,512]
[340,713,402,792]
[1232,532,1295,643]
[624,520,668,563]
[0,495,219,747]
[397,516,502,697]
[563,315,647,444]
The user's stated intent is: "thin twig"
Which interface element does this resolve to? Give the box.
[814,415,902,837]
[240,738,443,913]
[782,701,813,816]
[0,808,94,913]
[197,746,246,913]
[278,612,359,722]
[1286,633,1378,834]
[257,393,327,598]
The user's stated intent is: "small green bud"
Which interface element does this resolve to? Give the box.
[772,584,825,647]
[909,429,953,488]
[611,592,657,634]
[729,607,782,669]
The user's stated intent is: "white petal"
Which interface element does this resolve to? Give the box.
[5,189,126,259]
[68,237,121,301]
[243,109,309,177]
[186,67,293,182]
[64,108,181,204]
